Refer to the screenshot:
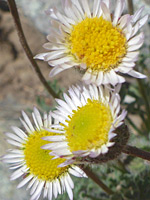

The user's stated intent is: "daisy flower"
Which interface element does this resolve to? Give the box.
[35,0,148,86]
[2,108,86,200]
[42,84,128,167]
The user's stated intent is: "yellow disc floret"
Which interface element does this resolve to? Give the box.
[69,17,127,72]
[64,99,113,152]
[23,130,68,181]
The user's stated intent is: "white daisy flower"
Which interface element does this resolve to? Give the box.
[42,84,127,167]
[35,0,148,86]
[2,108,86,200]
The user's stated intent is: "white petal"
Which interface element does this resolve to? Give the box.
[21,111,35,132]
[108,132,117,140]
[33,107,43,128]
[7,139,22,148]
[31,181,45,200]
[101,2,111,21]
[101,144,109,154]
[34,53,48,60]
[113,0,125,26]
[5,132,24,143]
[42,135,65,142]
[17,174,33,188]
[93,0,101,17]
[30,180,39,196]
[82,69,92,82]
[49,64,73,77]
[53,181,58,198]
[81,0,91,18]
[138,14,149,29]
[95,72,102,86]
[128,70,146,79]
[20,118,31,134]
[11,126,27,139]
[131,6,144,23]
[48,182,53,200]
[64,176,73,200]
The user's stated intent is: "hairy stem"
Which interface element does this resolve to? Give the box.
[123,145,150,161]
[82,166,114,195]
[7,0,59,99]
[127,0,134,15]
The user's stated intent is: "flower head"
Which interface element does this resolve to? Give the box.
[35,0,148,86]
[2,108,86,200]
[42,84,128,167]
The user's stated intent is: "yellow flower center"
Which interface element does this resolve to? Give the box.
[64,99,113,152]
[23,130,68,181]
[69,17,127,72]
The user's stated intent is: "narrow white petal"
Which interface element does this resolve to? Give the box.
[32,113,40,131]
[5,132,24,143]
[55,179,61,194]
[17,174,33,188]
[96,71,103,86]
[64,176,73,200]
[34,53,48,60]
[138,14,149,29]
[49,64,73,77]
[113,0,125,25]
[66,174,74,189]
[53,181,58,198]
[48,182,53,200]
[108,70,119,86]
[33,107,43,128]
[31,181,45,200]
[20,118,31,134]
[107,142,115,147]
[22,111,35,132]
[11,126,27,139]
[30,180,39,196]
[101,2,111,21]
[3,153,24,159]
[108,132,117,140]
[81,0,91,18]
[7,139,22,148]
[131,6,144,23]
[128,70,146,79]
[11,166,28,180]
[27,177,37,190]
[43,182,49,198]
[101,145,108,154]
[128,32,144,46]
[42,141,67,150]
[42,135,65,142]
[118,14,131,29]
[93,0,101,17]
[82,69,92,82]
[48,56,72,66]
[43,112,48,128]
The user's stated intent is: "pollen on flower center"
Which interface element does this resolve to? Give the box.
[69,17,127,72]
[23,130,68,181]
[64,99,113,152]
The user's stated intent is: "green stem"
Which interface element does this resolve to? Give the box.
[126,117,143,135]
[81,166,114,195]
[117,159,129,173]
[7,0,59,99]
[137,80,150,128]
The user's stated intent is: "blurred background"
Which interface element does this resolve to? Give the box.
[0,0,150,199]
